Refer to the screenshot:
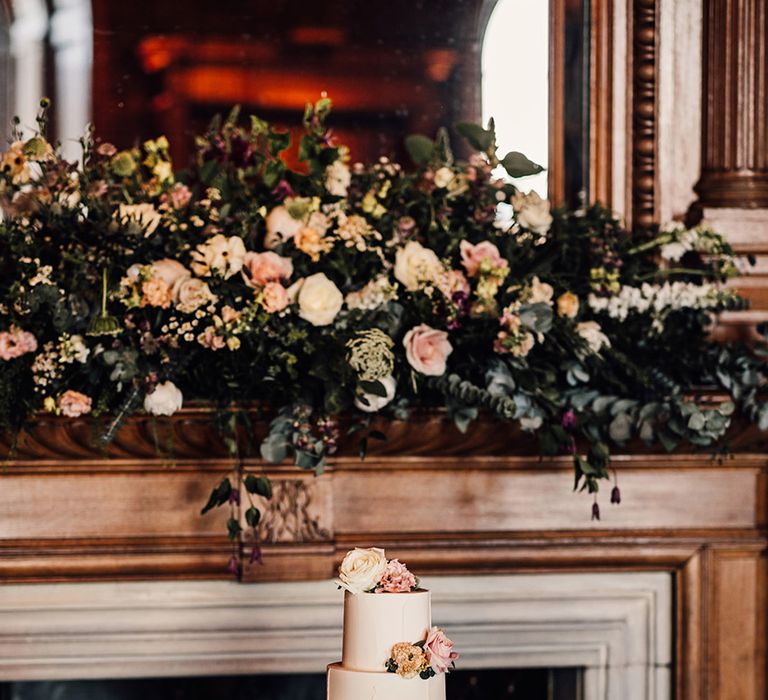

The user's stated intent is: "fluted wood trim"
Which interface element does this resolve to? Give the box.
[696,0,768,207]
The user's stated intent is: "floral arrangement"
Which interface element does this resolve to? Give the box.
[386,627,459,680]
[1,97,767,553]
[336,547,419,594]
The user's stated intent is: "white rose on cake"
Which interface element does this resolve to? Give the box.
[337,547,388,594]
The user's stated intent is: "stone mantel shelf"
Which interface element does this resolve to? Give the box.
[0,406,766,698]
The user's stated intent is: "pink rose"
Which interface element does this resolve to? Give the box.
[376,559,417,593]
[58,390,92,418]
[459,240,505,277]
[403,324,452,376]
[262,282,289,313]
[424,627,459,673]
[242,251,294,288]
[198,326,226,350]
[166,182,192,209]
[0,326,38,360]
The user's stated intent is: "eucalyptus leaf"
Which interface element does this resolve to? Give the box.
[501,151,544,178]
[404,134,436,166]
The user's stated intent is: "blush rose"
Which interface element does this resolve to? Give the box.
[403,324,452,376]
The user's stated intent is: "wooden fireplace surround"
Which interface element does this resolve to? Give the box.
[0,408,765,699]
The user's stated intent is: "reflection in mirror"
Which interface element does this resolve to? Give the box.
[482,0,549,197]
[1,0,591,204]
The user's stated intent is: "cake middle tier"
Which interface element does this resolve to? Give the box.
[342,589,431,672]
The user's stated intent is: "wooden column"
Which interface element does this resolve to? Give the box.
[695,0,768,208]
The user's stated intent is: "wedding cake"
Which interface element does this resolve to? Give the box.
[327,547,458,700]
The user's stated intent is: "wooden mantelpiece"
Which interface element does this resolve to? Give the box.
[0,408,766,699]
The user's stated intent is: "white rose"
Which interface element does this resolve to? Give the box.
[150,259,190,288]
[190,234,246,279]
[337,547,388,594]
[576,320,611,353]
[512,191,553,236]
[434,166,454,189]
[174,277,217,313]
[325,160,351,197]
[660,241,688,262]
[298,272,344,326]
[394,241,443,291]
[118,203,163,236]
[143,381,183,416]
[265,205,305,249]
[527,276,554,305]
[354,374,396,413]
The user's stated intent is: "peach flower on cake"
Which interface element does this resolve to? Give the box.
[403,324,452,376]
[376,559,417,593]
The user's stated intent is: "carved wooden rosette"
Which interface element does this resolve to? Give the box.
[631,0,660,229]
[696,0,768,208]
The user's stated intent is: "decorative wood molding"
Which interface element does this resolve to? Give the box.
[695,0,768,208]
[631,0,660,228]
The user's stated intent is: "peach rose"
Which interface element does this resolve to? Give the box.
[0,326,38,360]
[403,324,452,376]
[262,282,289,313]
[424,627,459,673]
[141,278,173,308]
[58,390,92,418]
[557,291,579,318]
[150,259,190,288]
[242,251,293,288]
[459,240,506,277]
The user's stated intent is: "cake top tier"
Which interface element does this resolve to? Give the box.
[336,547,420,595]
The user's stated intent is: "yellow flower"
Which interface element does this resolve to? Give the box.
[295,226,333,262]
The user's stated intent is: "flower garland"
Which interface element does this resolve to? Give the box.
[0,98,766,555]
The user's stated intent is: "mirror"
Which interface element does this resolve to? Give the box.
[2,0,594,206]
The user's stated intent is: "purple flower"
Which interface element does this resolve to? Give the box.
[561,410,577,430]
[226,555,240,576]
[250,545,263,565]
[228,488,240,506]
[271,179,295,201]
[591,502,600,521]
[610,485,621,504]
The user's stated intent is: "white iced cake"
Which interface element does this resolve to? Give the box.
[326,548,458,700]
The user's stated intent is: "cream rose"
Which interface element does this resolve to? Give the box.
[434,166,454,189]
[150,259,190,288]
[576,320,610,353]
[557,291,579,318]
[265,205,305,249]
[394,241,443,291]
[354,374,397,413]
[174,277,217,313]
[298,272,344,326]
[512,191,553,236]
[337,547,388,594]
[144,380,183,416]
[325,160,351,197]
[403,324,453,376]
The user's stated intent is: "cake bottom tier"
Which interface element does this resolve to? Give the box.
[327,662,446,700]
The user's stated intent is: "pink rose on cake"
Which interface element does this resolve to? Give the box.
[376,559,418,593]
[337,547,387,594]
[424,627,459,673]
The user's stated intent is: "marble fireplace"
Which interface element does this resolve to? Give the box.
[0,572,671,699]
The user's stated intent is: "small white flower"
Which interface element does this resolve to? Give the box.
[576,321,611,353]
[190,234,246,279]
[324,160,351,197]
[512,191,553,237]
[143,381,183,416]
